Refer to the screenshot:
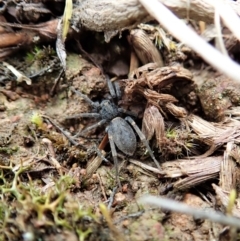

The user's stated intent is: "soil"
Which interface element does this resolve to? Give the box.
[1,3,240,241]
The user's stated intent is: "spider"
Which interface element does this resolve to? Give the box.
[69,76,161,187]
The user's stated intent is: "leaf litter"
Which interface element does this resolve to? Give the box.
[1,1,240,240]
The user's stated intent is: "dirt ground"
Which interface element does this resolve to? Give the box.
[1,2,240,241]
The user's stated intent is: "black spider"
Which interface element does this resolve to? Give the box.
[69,76,160,187]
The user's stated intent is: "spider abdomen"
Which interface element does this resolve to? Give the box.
[108,117,137,156]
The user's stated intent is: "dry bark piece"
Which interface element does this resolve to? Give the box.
[125,64,194,117]
[125,65,193,93]
[0,19,60,58]
[138,88,178,107]
[220,142,236,192]
[187,114,240,157]
[188,114,237,139]
[162,156,222,189]
[2,0,240,59]
[72,0,240,33]
[142,105,165,149]
[72,0,151,35]
[84,153,105,181]
[129,29,164,67]
[165,102,188,118]
[13,2,52,23]
[186,114,225,150]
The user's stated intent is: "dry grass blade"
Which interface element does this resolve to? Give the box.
[139,0,240,83]
[62,0,73,39]
[2,61,31,85]
[56,19,67,70]
[84,151,106,181]
[129,158,163,175]
[174,173,219,190]
[213,0,240,41]
[139,195,240,228]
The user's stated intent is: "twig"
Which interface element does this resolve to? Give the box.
[129,158,163,174]
[139,0,240,83]
[107,187,118,209]
[114,210,145,224]
[41,138,63,175]
[97,173,107,201]
[50,68,64,96]
[139,195,240,228]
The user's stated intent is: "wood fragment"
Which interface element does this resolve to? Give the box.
[162,156,222,178]
[212,184,240,218]
[220,142,236,192]
[161,156,223,190]
[72,0,240,32]
[142,105,165,149]
[129,29,164,67]
[125,65,193,94]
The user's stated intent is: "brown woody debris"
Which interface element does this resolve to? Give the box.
[142,105,165,149]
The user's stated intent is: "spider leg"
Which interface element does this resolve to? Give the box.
[74,119,107,138]
[125,116,161,170]
[70,87,99,108]
[106,75,117,99]
[66,113,101,119]
[107,127,122,189]
[92,144,109,163]
[113,80,122,99]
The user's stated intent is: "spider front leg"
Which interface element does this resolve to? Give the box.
[74,119,107,138]
[125,116,161,170]
[107,127,122,189]
[106,75,121,99]
[66,113,101,119]
[70,87,99,109]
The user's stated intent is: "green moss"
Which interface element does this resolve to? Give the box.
[0,164,100,240]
